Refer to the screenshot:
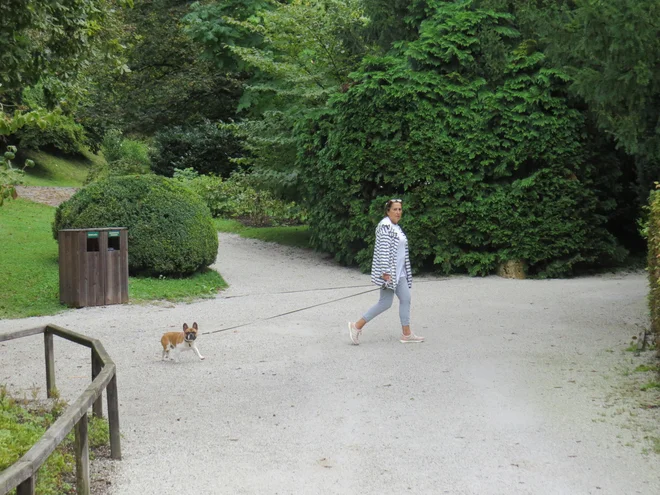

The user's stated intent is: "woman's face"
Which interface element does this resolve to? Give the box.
[387,201,402,224]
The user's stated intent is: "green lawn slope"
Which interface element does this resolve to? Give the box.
[20,149,102,187]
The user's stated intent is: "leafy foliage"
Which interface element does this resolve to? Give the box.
[185,0,372,197]
[298,1,623,277]
[647,188,660,336]
[151,121,243,178]
[517,0,660,202]
[14,112,87,154]
[177,171,305,226]
[0,145,34,206]
[80,0,242,140]
[85,130,152,183]
[0,0,132,104]
[53,175,218,276]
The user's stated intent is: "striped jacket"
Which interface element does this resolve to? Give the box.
[370,217,413,290]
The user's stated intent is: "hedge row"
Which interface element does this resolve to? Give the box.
[647,190,660,355]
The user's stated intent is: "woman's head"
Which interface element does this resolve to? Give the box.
[385,199,402,224]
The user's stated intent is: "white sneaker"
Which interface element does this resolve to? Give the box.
[348,322,361,345]
[399,333,424,343]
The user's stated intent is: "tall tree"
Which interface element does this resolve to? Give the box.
[0,0,131,109]
[297,0,625,276]
[481,0,660,202]
[185,0,372,197]
[80,0,244,139]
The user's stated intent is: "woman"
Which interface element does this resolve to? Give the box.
[348,198,424,344]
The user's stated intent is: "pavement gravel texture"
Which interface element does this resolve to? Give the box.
[14,186,78,207]
[1,232,659,495]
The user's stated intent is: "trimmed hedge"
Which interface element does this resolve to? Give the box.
[648,189,660,354]
[297,3,623,277]
[53,175,218,276]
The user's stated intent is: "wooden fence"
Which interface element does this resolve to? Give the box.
[0,324,121,495]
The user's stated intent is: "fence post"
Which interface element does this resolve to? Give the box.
[75,413,90,495]
[16,476,35,495]
[106,372,122,460]
[91,350,103,418]
[44,330,56,398]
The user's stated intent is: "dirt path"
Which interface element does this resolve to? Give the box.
[0,234,659,494]
[14,185,78,207]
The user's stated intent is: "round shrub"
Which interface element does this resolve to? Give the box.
[53,175,218,276]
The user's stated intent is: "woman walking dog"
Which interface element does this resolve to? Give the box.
[348,198,424,344]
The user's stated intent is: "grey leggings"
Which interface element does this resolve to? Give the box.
[362,277,411,327]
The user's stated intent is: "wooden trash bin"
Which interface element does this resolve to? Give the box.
[58,228,129,308]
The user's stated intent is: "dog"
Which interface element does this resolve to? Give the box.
[161,322,205,361]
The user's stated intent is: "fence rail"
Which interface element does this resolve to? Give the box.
[0,324,121,495]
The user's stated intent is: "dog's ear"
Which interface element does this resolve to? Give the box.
[183,323,189,331]
[192,322,198,330]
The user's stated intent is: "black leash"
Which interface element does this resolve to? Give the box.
[221,283,374,299]
[201,286,380,336]
[200,278,447,337]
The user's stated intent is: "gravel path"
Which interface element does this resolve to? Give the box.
[1,234,659,494]
[14,185,78,207]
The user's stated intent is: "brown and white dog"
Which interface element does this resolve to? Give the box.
[161,322,205,362]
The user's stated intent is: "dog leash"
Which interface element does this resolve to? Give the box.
[220,283,375,299]
[201,286,380,336]
[200,278,448,337]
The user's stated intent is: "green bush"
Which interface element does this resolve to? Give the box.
[297,3,623,277]
[14,112,87,154]
[179,171,305,226]
[151,121,244,178]
[85,130,152,184]
[53,175,218,276]
[647,188,660,353]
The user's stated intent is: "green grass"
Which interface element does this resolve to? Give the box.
[640,381,660,391]
[214,218,311,248]
[130,269,226,302]
[19,149,103,187]
[634,364,660,373]
[0,199,62,318]
[0,385,109,495]
[0,199,227,319]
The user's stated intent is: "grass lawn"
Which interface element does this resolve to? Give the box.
[0,199,62,318]
[214,218,311,248]
[0,199,227,319]
[20,149,103,187]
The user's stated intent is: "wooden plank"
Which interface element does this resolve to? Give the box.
[15,473,35,495]
[78,231,87,307]
[0,327,122,494]
[107,372,122,460]
[120,231,129,303]
[0,326,44,343]
[84,251,100,307]
[0,460,33,495]
[92,349,103,418]
[45,331,56,398]
[99,230,108,306]
[21,369,114,468]
[47,324,96,349]
[106,251,118,305]
[58,230,68,305]
[75,413,91,495]
[93,340,113,367]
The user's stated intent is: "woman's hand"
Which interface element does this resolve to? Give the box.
[382,273,391,282]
